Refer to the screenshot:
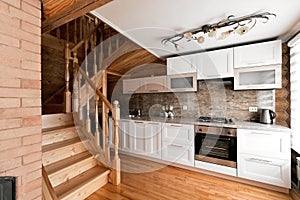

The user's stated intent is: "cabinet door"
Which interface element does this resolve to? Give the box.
[234,40,282,68]
[234,64,282,90]
[238,154,290,188]
[162,145,194,166]
[196,48,234,79]
[167,54,196,75]
[118,120,131,151]
[130,121,147,154]
[145,122,162,159]
[237,129,290,159]
[162,124,194,145]
[123,79,142,94]
[142,76,168,93]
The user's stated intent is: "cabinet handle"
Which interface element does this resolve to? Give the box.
[170,124,182,127]
[134,121,144,124]
[148,123,159,125]
[170,144,184,148]
[249,132,271,136]
[247,158,272,164]
[149,90,159,92]
[205,146,227,151]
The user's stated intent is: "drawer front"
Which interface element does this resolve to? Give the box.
[162,123,194,145]
[238,154,290,188]
[162,144,194,167]
[238,129,290,159]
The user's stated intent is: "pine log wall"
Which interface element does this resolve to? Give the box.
[275,43,291,127]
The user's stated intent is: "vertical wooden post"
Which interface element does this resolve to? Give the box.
[84,17,91,133]
[95,95,100,146]
[111,100,121,185]
[72,52,78,112]
[102,71,110,161]
[64,43,72,113]
[98,23,104,69]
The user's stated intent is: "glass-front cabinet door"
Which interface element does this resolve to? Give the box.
[234,65,282,90]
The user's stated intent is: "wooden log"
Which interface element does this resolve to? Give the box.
[42,0,112,33]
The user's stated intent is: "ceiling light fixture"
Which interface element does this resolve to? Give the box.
[161,12,276,51]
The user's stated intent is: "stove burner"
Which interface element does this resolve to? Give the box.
[198,116,234,124]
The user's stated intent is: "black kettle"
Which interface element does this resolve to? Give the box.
[260,109,276,124]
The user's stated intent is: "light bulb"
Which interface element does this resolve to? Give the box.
[218,30,233,40]
[175,44,180,51]
[208,28,217,37]
[236,26,249,35]
[197,36,205,43]
[183,32,193,40]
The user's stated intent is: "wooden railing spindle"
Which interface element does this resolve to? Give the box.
[64,43,71,113]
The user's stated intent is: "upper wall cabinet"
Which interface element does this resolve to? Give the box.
[196,48,234,79]
[234,40,282,68]
[123,76,168,94]
[167,54,196,75]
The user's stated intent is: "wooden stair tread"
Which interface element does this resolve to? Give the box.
[42,124,75,133]
[45,151,92,174]
[54,166,110,199]
[42,137,81,152]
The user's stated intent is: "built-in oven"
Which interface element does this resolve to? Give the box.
[195,125,237,168]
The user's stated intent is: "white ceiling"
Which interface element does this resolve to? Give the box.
[92,0,300,58]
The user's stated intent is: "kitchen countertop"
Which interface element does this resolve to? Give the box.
[121,116,291,132]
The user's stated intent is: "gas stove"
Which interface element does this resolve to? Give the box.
[198,116,234,124]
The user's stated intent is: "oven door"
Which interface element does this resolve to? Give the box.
[195,133,237,168]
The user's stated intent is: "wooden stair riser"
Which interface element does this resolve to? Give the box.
[55,166,110,200]
[42,113,74,129]
[42,139,86,166]
[43,127,78,146]
[49,156,98,187]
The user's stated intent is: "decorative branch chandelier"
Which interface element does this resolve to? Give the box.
[161,12,276,51]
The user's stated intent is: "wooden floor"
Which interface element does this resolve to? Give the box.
[86,155,292,200]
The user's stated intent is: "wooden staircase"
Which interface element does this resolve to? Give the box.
[42,113,110,200]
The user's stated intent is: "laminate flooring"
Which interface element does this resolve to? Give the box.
[86,155,292,200]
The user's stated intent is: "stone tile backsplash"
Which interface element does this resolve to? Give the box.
[124,79,275,122]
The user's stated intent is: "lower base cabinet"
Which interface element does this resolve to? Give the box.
[238,154,290,188]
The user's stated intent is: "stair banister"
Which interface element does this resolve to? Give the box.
[64,43,72,113]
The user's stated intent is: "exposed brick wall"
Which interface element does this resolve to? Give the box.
[0,0,42,199]
[275,43,290,128]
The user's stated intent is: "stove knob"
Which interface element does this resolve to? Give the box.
[199,128,202,132]
[227,131,231,135]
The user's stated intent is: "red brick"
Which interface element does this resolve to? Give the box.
[0,1,9,13]
[0,44,22,60]
[0,125,41,140]
[4,0,20,8]
[6,160,41,176]
[21,1,41,19]
[0,78,21,88]
[23,151,41,164]
[21,20,41,37]
[0,157,22,172]
[0,137,21,151]
[21,98,41,107]
[0,88,40,98]
[22,132,41,145]
[0,107,41,119]
[22,169,41,184]
[23,50,41,63]
[0,12,21,29]
[0,98,20,108]
[23,0,40,9]
[22,116,41,127]
[9,6,40,26]
[0,142,41,160]
[21,40,41,54]
[21,79,41,89]
[0,57,21,68]
[21,60,41,71]
[23,187,41,200]
[0,34,20,47]
[0,118,21,130]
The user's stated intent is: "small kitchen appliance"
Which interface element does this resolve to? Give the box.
[260,109,276,124]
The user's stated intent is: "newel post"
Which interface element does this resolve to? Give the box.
[111,100,121,185]
[64,43,72,113]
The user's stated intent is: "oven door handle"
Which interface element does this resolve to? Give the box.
[204,145,227,151]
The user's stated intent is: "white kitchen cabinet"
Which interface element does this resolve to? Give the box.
[167,54,196,75]
[238,154,290,188]
[141,76,168,93]
[123,78,142,94]
[130,120,162,159]
[162,123,194,166]
[234,64,282,90]
[237,129,291,188]
[109,119,131,151]
[167,73,197,92]
[234,40,282,68]
[196,48,234,79]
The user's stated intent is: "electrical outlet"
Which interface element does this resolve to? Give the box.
[182,105,188,110]
[249,107,258,112]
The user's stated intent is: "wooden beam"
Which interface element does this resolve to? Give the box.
[42,0,112,33]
